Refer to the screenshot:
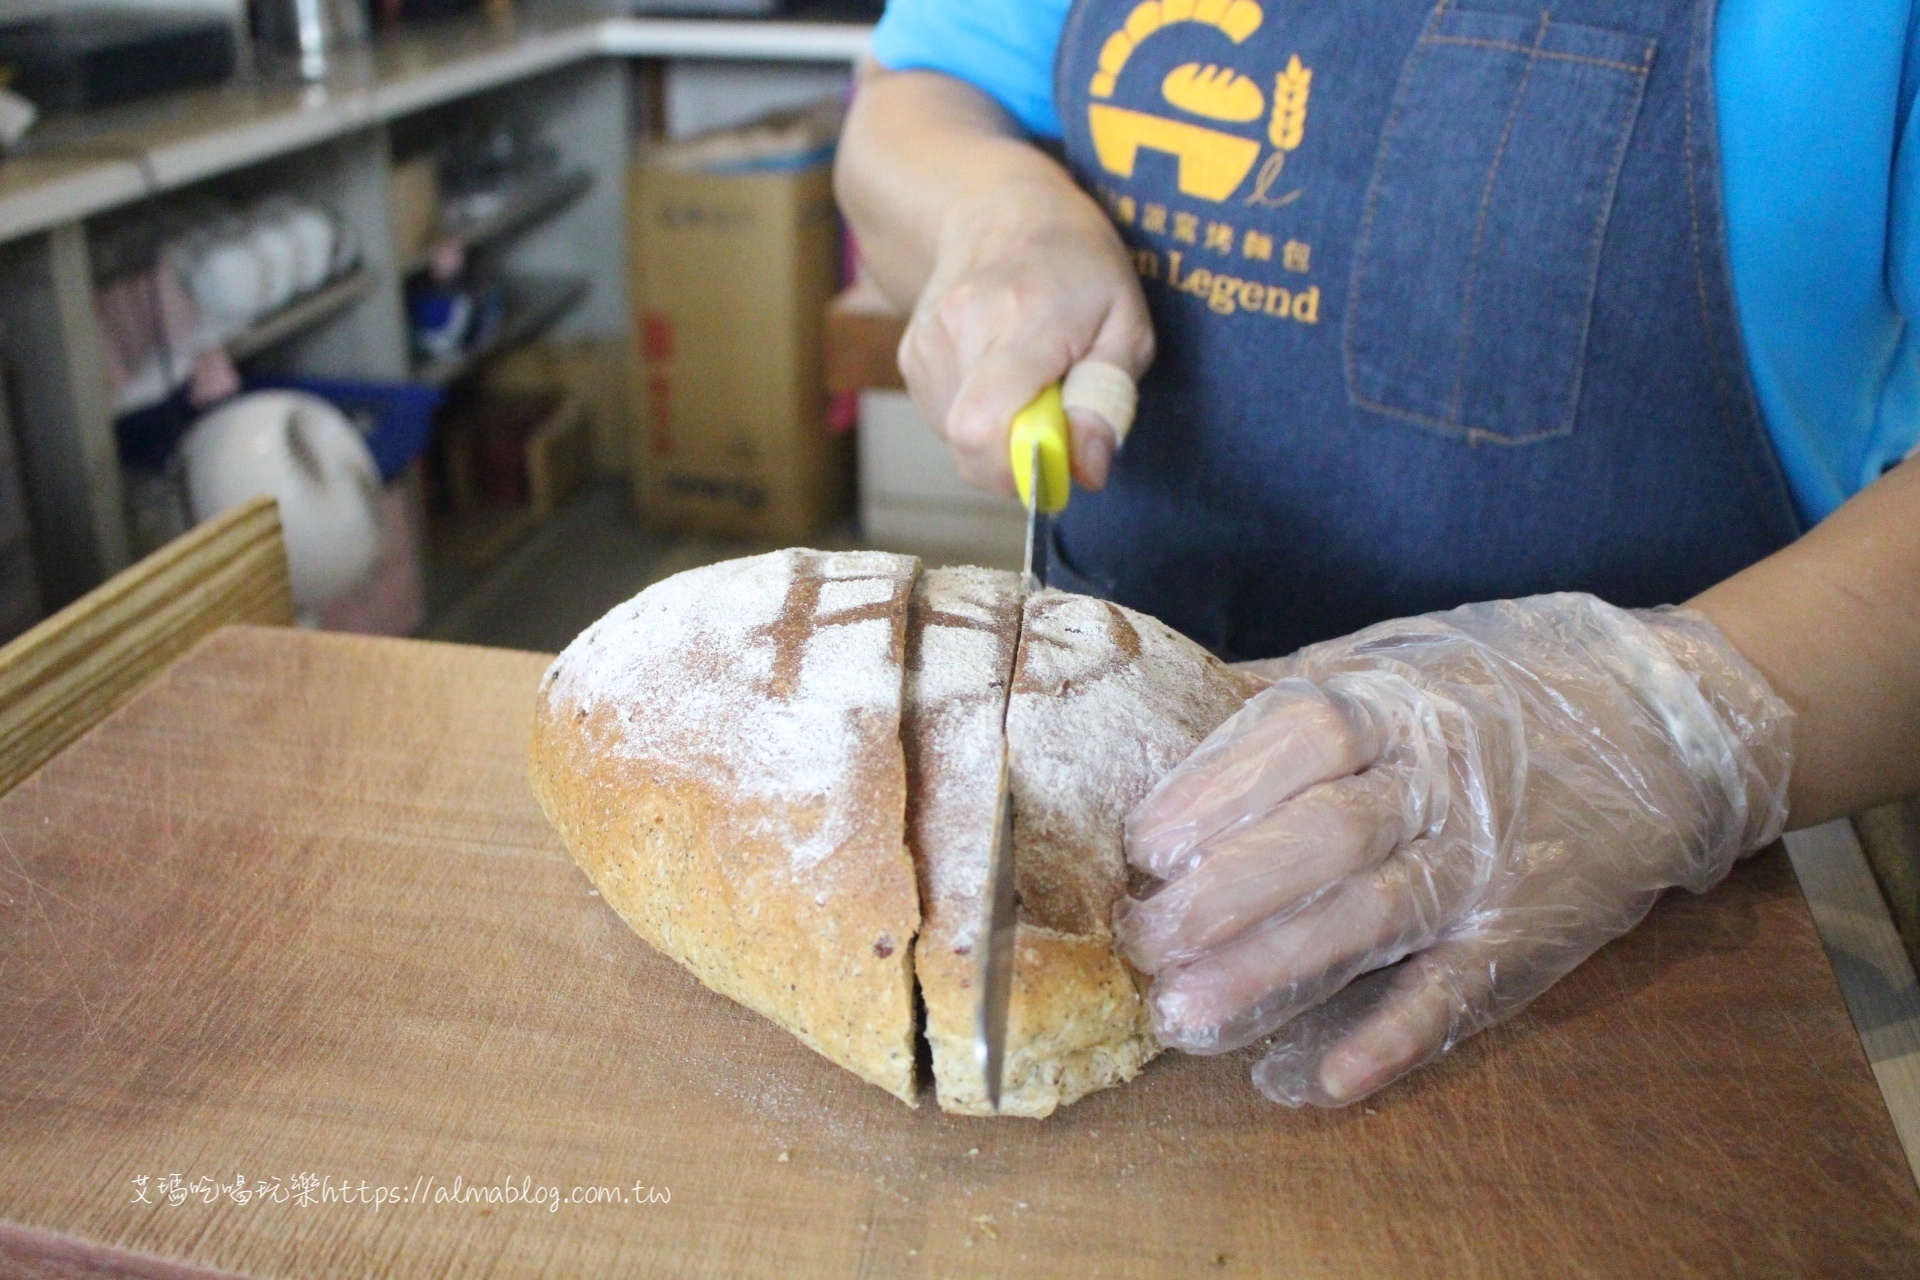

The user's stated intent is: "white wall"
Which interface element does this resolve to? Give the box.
[664,59,850,139]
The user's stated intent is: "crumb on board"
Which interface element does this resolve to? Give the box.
[777,1150,790,1162]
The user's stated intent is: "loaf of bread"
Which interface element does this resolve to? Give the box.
[530,550,1261,1116]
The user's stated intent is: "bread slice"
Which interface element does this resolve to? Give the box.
[901,566,1023,1113]
[987,590,1265,1116]
[529,548,924,1103]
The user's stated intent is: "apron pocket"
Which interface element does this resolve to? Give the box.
[1343,2,1654,445]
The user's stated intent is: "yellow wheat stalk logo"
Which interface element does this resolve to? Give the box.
[1268,56,1311,151]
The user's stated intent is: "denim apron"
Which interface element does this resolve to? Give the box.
[1049,0,1801,659]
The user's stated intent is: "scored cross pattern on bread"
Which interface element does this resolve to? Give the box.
[531,550,1262,1116]
[755,550,914,704]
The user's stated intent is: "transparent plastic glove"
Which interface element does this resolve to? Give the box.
[1114,594,1793,1107]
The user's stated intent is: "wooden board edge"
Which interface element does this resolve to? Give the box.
[0,498,294,795]
[1784,821,1920,1188]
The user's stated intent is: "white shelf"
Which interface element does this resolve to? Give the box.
[598,18,871,62]
[2,11,850,601]
[0,16,870,247]
[226,266,379,362]
[402,169,594,276]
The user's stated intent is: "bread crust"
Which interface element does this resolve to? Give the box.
[982,591,1266,1117]
[530,559,1262,1117]
[902,567,1023,1113]
[529,549,923,1103]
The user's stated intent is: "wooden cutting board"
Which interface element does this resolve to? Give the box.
[1,626,1916,1279]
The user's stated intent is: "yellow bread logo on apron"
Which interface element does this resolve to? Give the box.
[1089,0,1310,203]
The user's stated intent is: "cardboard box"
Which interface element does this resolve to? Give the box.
[525,399,593,520]
[628,145,851,540]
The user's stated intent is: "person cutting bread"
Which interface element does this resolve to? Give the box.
[836,0,1920,1106]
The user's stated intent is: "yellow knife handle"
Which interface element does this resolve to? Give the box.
[1009,384,1072,515]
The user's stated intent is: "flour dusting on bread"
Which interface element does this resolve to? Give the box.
[977,590,1263,1115]
[1010,591,1264,935]
[551,549,914,873]
[903,567,1022,1112]
[532,549,924,1103]
[531,555,1261,1116]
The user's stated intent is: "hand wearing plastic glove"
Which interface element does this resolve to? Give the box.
[1113,594,1794,1108]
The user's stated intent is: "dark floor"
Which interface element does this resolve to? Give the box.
[424,481,1018,653]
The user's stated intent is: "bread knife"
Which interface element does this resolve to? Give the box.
[1009,384,1072,594]
[977,386,1072,1112]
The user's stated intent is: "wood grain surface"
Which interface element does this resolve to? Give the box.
[1,626,1916,1279]
[0,497,291,797]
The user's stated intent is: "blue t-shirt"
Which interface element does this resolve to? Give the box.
[871,0,1920,526]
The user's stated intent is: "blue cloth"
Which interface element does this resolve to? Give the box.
[1717,1,1920,520]
[871,0,1920,525]
[870,0,1071,138]
[1038,0,1796,658]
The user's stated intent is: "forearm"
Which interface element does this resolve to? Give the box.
[835,63,1109,310]
[1690,457,1920,827]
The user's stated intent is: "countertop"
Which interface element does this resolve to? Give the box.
[1,624,1916,1278]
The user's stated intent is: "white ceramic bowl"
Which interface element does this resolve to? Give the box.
[279,204,337,293]
[186,236,269,336]
[249,219,301,315]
